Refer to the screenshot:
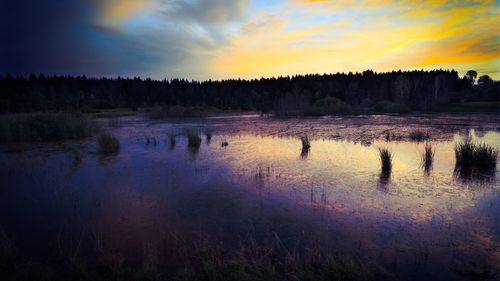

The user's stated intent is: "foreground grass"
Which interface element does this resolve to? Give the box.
[0,113,96,143]
[0,231,390,281]
[98,132,120,154]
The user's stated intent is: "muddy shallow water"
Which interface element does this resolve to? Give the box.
[0,114,499,280]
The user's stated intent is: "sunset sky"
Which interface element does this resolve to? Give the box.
[1,0,499,80]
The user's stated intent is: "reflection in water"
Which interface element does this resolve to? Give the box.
[421,142,435,176]
[98,153,119,166]
[454,165,496,183]
[300,147,309,159]
[188,145,200,157]
[0,116,499,280]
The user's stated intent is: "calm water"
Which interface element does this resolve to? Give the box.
[0,114,499,280]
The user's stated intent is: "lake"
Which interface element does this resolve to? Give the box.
[0,114,498,280]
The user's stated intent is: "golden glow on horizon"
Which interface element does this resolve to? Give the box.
[211,0,499,79]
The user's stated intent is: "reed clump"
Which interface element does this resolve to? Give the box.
[379,148,392,178]
[98,132,120,154]
[454,140,497,177]
[186,130,201,148]
[421,142,434,174]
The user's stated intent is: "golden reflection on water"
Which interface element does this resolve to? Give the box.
[209,131,499,223]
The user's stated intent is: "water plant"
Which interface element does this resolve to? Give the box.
[186,130,201,148]
[409,130,430,142]
[454,140,497,178]
[301,135,311,151]
[421,142,434,174]
[379,148,392,178]
[67,144,83,165]
[98,132,120,154]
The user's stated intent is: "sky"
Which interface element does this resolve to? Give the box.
[1,0,498,80]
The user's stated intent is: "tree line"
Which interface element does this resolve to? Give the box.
[0,70,497,114]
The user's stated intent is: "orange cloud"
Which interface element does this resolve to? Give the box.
[208,0,499,79]
[100,0,151,23]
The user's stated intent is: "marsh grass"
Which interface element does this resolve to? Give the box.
[0,231,390,281]
[67,144,83,166]
[300,135,311,151]
[454,140,497,178]
[379,148,392,179]
[409,130,429,142]
[421,142,434,175]
[0,113,96,143]
[186,130,202,148]
[98,132,120,154]
[384,132,402,142]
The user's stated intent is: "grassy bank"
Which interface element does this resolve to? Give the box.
[0,231,389,281]
[0,113,97,143]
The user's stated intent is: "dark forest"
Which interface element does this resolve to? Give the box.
[0,70,498,115]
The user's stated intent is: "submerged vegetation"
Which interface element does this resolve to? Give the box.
[421,142,435,174]
[186,130,202,148]
[0,113,96,143]
[454,140,497,178]
[379,148,393,179]
[98,132,120,154]
[409,130,430,142]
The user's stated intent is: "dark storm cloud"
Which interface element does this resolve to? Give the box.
[0,0,101,76]
[0,0,251,78]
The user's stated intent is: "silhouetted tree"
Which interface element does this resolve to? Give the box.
[478,75,493,86]
[464,70,478,85]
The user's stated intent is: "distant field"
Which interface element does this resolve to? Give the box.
[441,101,499,112]
[86,109,138,118]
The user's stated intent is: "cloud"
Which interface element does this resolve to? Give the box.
[0,0,251,79]
[160,0,250,24]
[210,0,499,79]
[1,0,497,79]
